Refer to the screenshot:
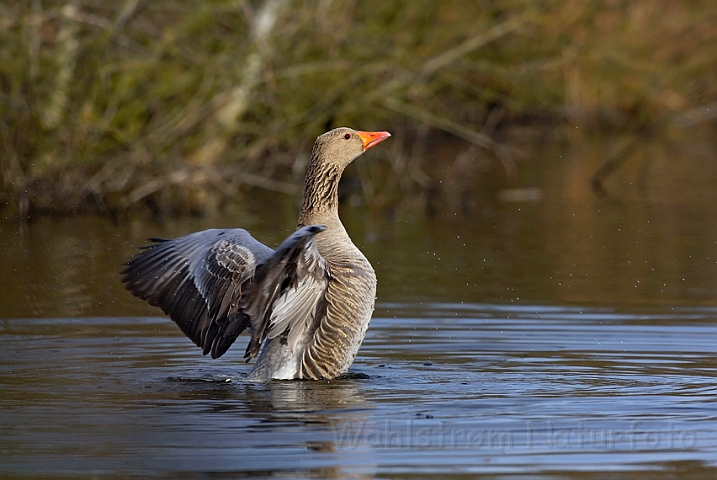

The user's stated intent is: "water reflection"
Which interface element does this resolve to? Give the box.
[1,306,714,477]
[2,188,716,319]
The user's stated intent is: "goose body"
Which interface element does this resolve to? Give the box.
[122,127,390,380]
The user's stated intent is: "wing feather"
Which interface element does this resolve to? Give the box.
[123,225,330,364]
[122,228,272,358]
[242,225,330,361]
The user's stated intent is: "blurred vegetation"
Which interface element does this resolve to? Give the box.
[1,0,716,219]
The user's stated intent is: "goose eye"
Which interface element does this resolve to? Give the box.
[343,133,351,140]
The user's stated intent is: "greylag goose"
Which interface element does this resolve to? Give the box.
[122,127,390,380]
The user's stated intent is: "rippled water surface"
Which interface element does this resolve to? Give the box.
[1,305,716,478]
[2,133,717,478]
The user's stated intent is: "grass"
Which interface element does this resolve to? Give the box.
[1,0,716,219]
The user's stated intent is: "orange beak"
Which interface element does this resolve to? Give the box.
[356,130,391,151]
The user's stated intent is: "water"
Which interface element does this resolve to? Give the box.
[1,306,715,477]
[1,132,717,478]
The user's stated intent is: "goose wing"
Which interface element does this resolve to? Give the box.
[242,225,330,361]
[122,225,330,361]
[122,228,273,358]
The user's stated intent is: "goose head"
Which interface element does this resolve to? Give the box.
[312,127,391,169]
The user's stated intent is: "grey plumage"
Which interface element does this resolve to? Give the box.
[122,127,390,380]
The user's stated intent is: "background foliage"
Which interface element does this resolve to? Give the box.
[1,0,716,218]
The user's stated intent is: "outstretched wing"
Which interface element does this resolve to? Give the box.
[242,225,330,361]
[122,225,331,363]
[122,228,273,358]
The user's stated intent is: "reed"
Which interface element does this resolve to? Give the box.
[1,0,715,218]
